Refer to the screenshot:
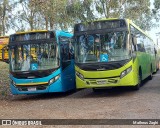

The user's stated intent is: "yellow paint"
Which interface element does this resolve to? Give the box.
[16,82,48,86]
[0,36,9,60]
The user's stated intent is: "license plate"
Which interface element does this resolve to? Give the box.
[97,80,106,85]
[28,87,36,91]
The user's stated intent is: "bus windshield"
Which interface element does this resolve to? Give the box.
[75,31,130,63]
[9,42,59,72]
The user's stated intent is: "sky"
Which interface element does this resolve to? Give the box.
[6,0,160,43]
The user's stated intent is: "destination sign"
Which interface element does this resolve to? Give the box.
[10,31,55,42]
[74,19,127,32]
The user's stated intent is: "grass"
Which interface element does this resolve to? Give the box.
[0,61,10,99]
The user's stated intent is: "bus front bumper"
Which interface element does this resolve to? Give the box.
[10,79,64,95]
[76,70,138,89]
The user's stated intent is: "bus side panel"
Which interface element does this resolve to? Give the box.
[61,60,76,92]
[48,79,64,92]
[136,51,156,80]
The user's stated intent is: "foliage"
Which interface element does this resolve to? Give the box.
[0,0,12,36]
[0,0,158,34]
[94,0,153,30]
[153,0,160,22]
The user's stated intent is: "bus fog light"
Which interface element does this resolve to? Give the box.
[11,80,16,86]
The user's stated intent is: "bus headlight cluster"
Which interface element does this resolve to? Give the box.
[120,66,132,79]
[76,71,84,80]
[11,80,16,86]
[49,75,60,85]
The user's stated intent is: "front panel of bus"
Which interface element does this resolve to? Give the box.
[8,31,67,94]
[74,19,139,89]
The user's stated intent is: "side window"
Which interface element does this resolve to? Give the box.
[130,25,137,51]
[137,34,146,52]
[60,43,70,62]
[59,37,73,70]
[130,25,146,52]
[60,36,74,62]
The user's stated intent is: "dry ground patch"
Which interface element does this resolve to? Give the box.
[0,61,10,99]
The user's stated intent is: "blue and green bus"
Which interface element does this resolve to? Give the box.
[4,30,75,95]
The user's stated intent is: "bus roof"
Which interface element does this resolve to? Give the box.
[75,18,153,42]
[15,30,48,35]
[0,36,9,38]
[12,30,73,37]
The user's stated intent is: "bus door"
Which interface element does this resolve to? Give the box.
[59,37,74,90]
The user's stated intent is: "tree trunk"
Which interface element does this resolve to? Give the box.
[2,0,6,36]
[45,16,48,30]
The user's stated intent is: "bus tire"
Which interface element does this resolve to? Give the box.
[132,69,142,90]
[148,65,153,80]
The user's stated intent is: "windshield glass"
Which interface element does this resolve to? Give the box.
[9,42,59,72]
[75,31,130,63]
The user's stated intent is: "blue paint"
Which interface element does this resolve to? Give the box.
[100,54,108,62]
[9,30,75,95]
[31,63,38,70]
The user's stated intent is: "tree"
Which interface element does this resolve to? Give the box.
[123,0,153,30]
[9,0,45,32]
[94,0,153,30]
[95,0,123,18]
[153,0,160,22]
[66,0,95,22]
[0,0,11,36]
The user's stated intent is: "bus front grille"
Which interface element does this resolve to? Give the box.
[86,78,119,85]
[17,84,48,91]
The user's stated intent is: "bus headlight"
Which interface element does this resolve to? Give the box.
[76,71,84,80]
[120,66,132,79]
[11,80,16,87]
[49,75,60,85]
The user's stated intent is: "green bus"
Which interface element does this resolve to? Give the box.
[74,18,158,90]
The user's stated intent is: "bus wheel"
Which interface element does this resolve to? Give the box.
[132,70,142,90]
[148,66,153,80]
